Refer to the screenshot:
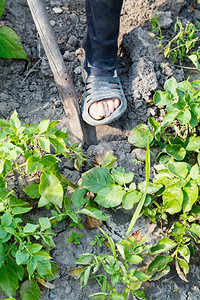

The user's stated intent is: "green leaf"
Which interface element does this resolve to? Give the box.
[191,80,200,89]
[166,145,186,161]
[71,188,87,209]
[138,182,163,194]
[189,223,200,238]
[177,258,189,276]
[0,119,10,127]
[82,167,114,194]
[34,250,51,261]
[151,265,170,281]
[23,223,39,233]
[162,110,179,126]
[49,136,66,153]
[1,211,12,226]
[12,207,32,215]
[40,154,58,166]
[188,54,200,70]
[177,108,191,125]
[186,136,200,151]
[150,237,177,255]
[26,156,40,174]
[133,271,151,282]
[111,168,134,185]
[95,185,125,208]
[77,207,109,221]
[24,183,40,199]
[27,257,37,277]
[0,265,18,297]
[0,27,28,60]
[37,120,50,134]
[183,181,198,212]
[16,250,29,265]
[80,266,91,288]
[153,91,171,106]
[178,81,194,92]
[38,171,63,208]
[0,244,5,268]
[39,217,51,231]
[38,137,50,153]
[20,279,40,300]
[110,294,125,300]
[189,164,199,180]
[28,244,42,254]
[99,227,116,258]
[9,111,21,129]
[148,255,172,273]
[128,124,154,148]
[126,254,143,264]
[0,0,6,18]
[36,260,52,276]
[122,190,142,210]
[102,152,118,169]
[163,186,183,214]
[164,77,178,96]
[134,290,146,300]
[126,137,150,235]
[167,162,189,179]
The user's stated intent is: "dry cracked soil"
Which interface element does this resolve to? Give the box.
[1,0,200,299]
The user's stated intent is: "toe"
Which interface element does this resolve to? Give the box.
[107,100,115,114]
[114,98,120,109]
[89,98,121,120]
[89,102,102,120]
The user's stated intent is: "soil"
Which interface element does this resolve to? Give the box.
[1,0,200,299]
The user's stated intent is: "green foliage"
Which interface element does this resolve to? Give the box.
[153,77,200,130]
[0,1,28,60]
[163,19,200,62]
[151,13,164,48]
[67,231,84,245]
[0,111,90,298]
[73,74,200,297]
[74,229,175,299]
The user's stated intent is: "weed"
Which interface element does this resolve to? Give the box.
[163,19,200,62]
[151,13,164,48]
[67,231,84,245]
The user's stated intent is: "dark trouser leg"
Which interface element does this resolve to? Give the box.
[85,0,123,75]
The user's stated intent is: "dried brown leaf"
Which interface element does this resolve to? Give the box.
[66,267,86,279]
[37,278,55,289]
[86,216,102,229]
[128,229,143,243]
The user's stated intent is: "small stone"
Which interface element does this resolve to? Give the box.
[153,11,173,29]
[63,50,74,61]
[194,10,200,21]
[160,62,173,77]
[132,148,146,162]
[133,90,141,99]
[74,66,82,75]
[50,20,56,27]
[68,35,78,46]
[52,7,63,14]
[149,32,156,39]
[148,107,156,116]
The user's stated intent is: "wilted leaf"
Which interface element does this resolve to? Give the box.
[66,266,86,279]
[36,278,55,289]
[85,216,102,229]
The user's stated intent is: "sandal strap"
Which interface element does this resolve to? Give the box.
[81,74,127,126]
[84,76,124,105]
